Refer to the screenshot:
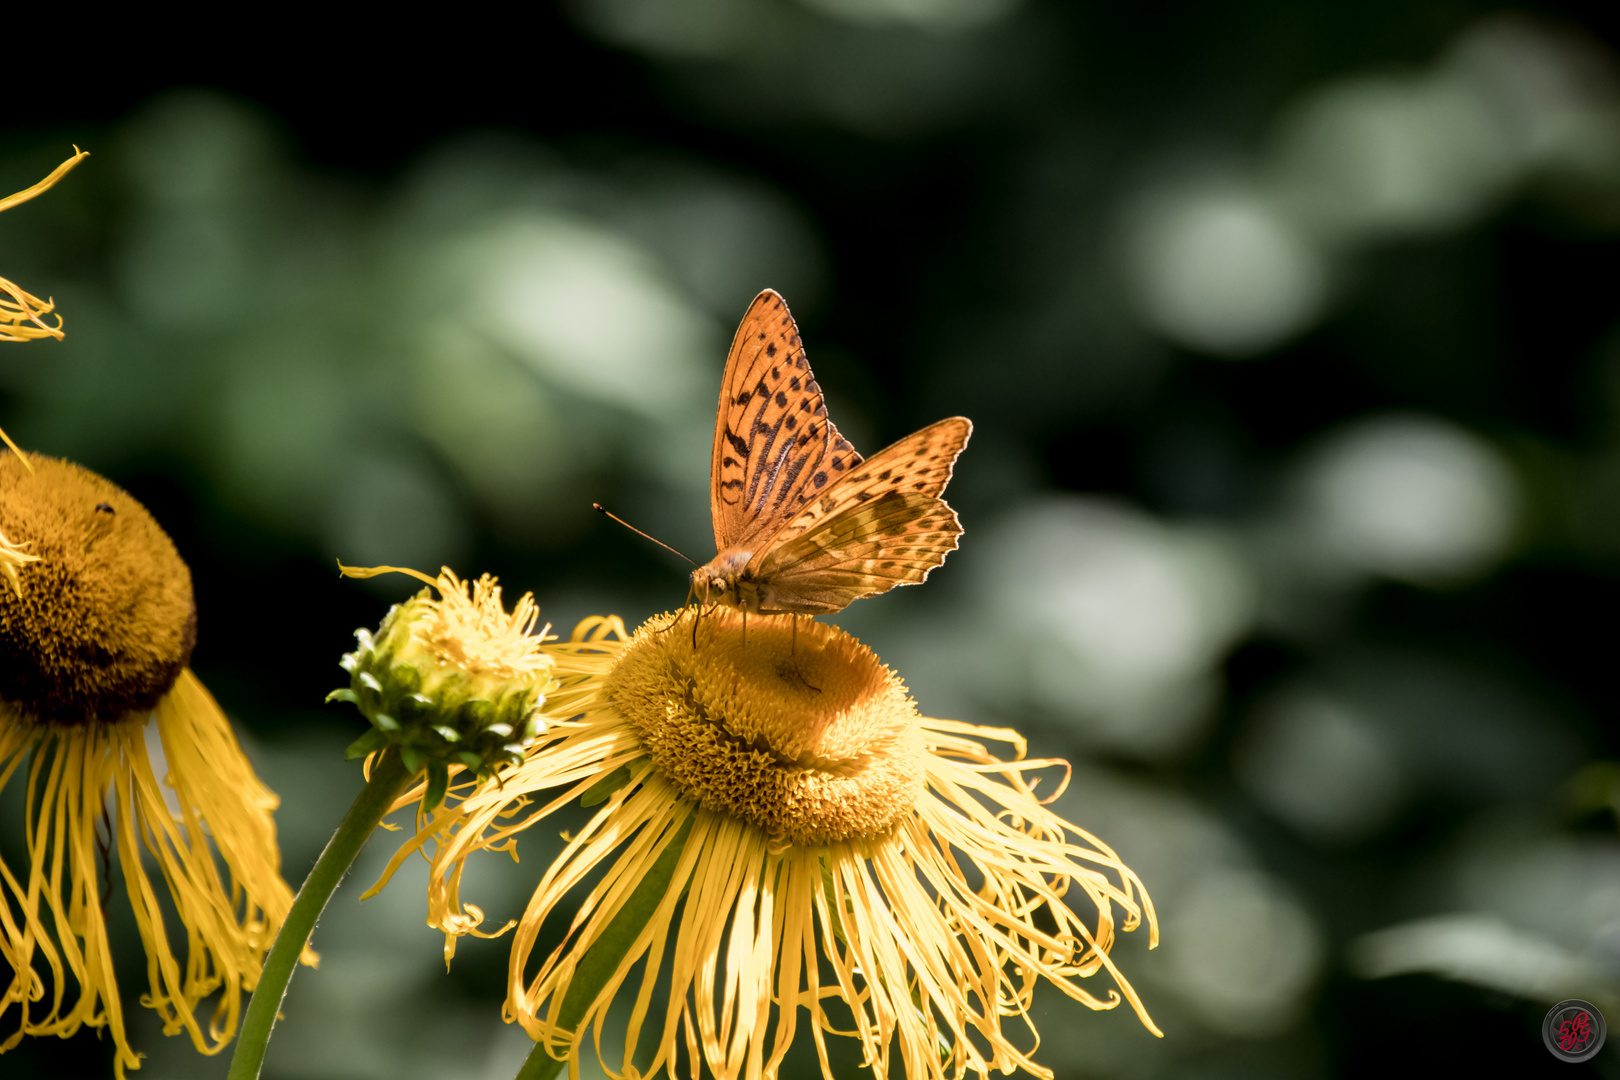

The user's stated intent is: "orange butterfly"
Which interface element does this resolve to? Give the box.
[689,289,971,615]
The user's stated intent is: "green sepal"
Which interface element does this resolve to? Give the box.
[431,724,461,743]
[326,687,360,705]
[423,762,451,812]
[391,663,423,695]
[373,713,401,733]
[456,698,491,729]
[344,728,389,761]
[455,751,483,770]
[400,745,429,775]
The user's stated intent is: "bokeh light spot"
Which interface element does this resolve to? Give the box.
[1234,685,1404,843]
[1300,414,1518,584]
[1124,184,1327,358]
[1163,869,1324,1036]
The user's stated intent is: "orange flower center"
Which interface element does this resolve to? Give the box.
[606,609,925,844]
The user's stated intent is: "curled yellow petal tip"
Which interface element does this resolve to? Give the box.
[337,561,440,588]
[0,147,89,214]
[0,278,64,342]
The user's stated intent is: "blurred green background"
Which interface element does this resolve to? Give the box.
[5,1,1620,1076]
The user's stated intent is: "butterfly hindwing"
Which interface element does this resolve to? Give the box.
[750,490,964,613]
[710,290,862,552]
[760,417,971,551]
[745,417,971,612]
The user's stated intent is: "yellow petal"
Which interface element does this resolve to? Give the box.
[0,147,88,214]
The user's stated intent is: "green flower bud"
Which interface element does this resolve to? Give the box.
[330,566,556,809]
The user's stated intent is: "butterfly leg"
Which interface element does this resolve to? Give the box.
[692,594,721,650]
[688,580,710,649]
[655,591,695,639]
[667,592,693,641]
[788,614,821,693]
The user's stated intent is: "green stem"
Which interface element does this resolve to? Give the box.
[514,1037,566,1080]
[514,815,693,1080]
[227,747,414,1080]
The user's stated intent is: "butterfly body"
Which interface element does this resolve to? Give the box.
[690,548,763,612]
[695,290,971,617]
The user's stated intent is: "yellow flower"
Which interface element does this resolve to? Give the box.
[0,452,305,1078]
[379,607,1160,1080]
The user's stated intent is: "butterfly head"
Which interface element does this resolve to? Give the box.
[691,548,753,610]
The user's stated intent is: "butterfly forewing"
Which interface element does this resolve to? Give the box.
[710,290,862,552]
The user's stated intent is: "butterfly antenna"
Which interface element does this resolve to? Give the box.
[593,503,697,565]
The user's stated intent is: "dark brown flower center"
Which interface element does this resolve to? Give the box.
[0,453,196,725]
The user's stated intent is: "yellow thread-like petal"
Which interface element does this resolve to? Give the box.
[0,672,305,1075]
[0,148,88,214]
